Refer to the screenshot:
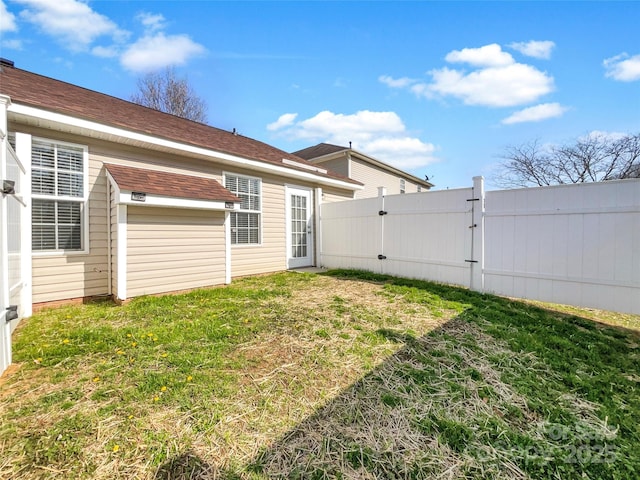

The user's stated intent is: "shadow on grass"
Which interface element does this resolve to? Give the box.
[154,450,217,480]
[242,270,639,479]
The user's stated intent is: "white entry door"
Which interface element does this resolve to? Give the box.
[286,186,313,269]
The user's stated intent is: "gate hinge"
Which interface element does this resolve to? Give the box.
[464,259,478,263]
[5,305,18,322]
[2,180,16,195]
[466,198,480,202]
[468,223,477,229]
[378,254,387,260]
[378,210,388,216]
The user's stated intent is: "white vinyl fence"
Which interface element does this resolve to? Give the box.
[320,177,640,315]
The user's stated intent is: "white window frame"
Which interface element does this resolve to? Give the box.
[31,137,89,256]
[400,178,406,194]
[223,172,262,246]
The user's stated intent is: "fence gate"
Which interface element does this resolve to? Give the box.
[1,114,27,376]
[320,182,481,289]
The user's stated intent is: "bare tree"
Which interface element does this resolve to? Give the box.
[495,132,640,188]
[130,67,208,123]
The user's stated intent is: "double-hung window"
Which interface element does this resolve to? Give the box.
[31,139,87,252]
[224,173,261,245]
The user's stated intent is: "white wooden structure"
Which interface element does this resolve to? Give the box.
[320,177,640,315]
[1,96,30,377]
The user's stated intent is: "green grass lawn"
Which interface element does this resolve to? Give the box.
[1,270,638,479]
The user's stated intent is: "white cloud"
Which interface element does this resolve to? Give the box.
[382,43,555,108]
[16,0,128,51]
[445,43,515,67]
[603,53,640,82]
[120,32,206,72]
[581,130,628,142]
[379,75,416,88]
[91,45,119,58]
[270,110,438,170]
[501,102,568,124]
[333,77,347,88]
[137,12,167,33]
[267,113,298,131]
[0,0,17,32]
[508,40,555,59]
[426,63,554,107]
[363,136,438,170]
[1,39,23,50]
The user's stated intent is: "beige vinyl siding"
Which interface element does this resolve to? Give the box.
[229,172,287,277]
[321,186,355,203]
[314,157,349,177]
[109,183,118,296]
[31,155,110,303]
[19,127,225,303]
[12,123,357,303]
[351,158,422,198]
[126,207,226,297]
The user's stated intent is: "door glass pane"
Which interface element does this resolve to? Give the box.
[291,194,307,258]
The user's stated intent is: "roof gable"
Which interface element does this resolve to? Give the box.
[293,143,347,160]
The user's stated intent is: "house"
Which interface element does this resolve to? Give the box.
[293,143,433,199]
[0,61,363,327]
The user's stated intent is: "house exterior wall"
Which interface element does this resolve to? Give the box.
[109,183,118,297]
[225,168,327,277]
[315,157,349,178]
[321,186,355,204]
[9,121,356,305]
[229,172,287,277]
[29,131,110,304]
[126,206,226,297]
[351,158,422,199]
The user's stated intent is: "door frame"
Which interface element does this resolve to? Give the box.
[285,185,314,269]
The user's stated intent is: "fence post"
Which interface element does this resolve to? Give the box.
[378,187,386,274]
[470,176,485,292]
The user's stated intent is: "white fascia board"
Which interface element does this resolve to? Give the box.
[116,190,239,211]
[8,103,362,191]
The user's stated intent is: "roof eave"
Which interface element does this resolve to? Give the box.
[8,102,363,191]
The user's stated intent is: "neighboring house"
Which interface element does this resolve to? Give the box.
[293,143,433,199]
[0,61,362,321]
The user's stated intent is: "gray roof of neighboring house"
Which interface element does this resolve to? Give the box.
[293,143,347,160]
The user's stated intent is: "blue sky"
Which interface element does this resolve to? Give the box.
[1,1,639,189]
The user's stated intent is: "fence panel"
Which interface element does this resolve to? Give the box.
[484,180,640,314]
[320,196,382,273]
[320,178,640,314]
[320,188,474,286]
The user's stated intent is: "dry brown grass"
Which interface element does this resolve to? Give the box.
[1,271,637,479]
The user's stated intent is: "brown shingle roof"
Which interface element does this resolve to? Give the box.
[105,163,239,203]
[0,64,359,186]
[293,143,347,160]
